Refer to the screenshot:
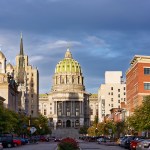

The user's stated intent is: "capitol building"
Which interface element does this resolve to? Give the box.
[39,49,90,129]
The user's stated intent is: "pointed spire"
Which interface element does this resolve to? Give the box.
[20,32,24,55]
[65,48,72,59]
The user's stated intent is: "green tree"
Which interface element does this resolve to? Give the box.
[79,125,88,135]
[127,95,150,133]
[31,115,52,135]
[0,106,18,133]
[115,121,127,138]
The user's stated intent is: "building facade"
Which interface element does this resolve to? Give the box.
[98,71,126,122]
[39,49,90,129]
[0,51,19,111]
[126,55,150,114]
[13,35,39,116]
[89,94,98,125]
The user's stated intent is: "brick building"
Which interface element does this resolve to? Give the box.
[126,55,150,114]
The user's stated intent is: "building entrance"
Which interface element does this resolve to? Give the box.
[66,120,71,127]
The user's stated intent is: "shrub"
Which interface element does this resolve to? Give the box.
[58,137,79,150]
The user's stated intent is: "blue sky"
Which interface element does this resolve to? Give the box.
[0,0,150,94]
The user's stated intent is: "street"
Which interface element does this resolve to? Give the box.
[79,141,125,150]
[3,140,125,150]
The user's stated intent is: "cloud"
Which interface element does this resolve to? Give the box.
[30,55,44,63]
[47,40,82,50]
[86,36,109,47]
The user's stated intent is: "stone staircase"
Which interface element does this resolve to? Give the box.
[51,128,79,139]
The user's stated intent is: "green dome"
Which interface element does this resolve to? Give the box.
[55,49,81,73]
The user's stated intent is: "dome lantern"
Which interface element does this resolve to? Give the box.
[65,48,72,59]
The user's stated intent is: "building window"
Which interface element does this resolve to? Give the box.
[111,104,113,107]
[90,109,93,115]
[124,92,126,95]
[118,100,120,103]
[118,94,120,98]
[75,108,79,116]
[118,89,120,92]
[50,107,52,110]
[111,92,113,95]
[111,98,113,101]
[44,109,46,115]
[58,111,61,116]
[144,83,150,90]
[67,111,70,116]
[144,68,150,75]
[124,87,126,90]
[111,87,113,90]
[50,103,52,105]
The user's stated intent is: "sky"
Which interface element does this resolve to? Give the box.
[0,0,150,94]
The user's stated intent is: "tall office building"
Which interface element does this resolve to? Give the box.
[126,55,150,114]
[98,71,126,122]
[13,35,39,116]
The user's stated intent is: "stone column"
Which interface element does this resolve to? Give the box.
[62,101,63,115]
[56,101,58,115]
[80,101,82,115]
[64,101,66,116]
[71,101,73,116]
[82,101,84,115]
[73,101,75,116]
[80,76,82,84]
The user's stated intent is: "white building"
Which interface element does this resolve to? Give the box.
[98,71,126,122]
[39,49,90,129]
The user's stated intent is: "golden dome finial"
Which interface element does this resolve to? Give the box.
[65,48,72,59]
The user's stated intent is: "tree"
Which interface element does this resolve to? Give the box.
[31,115,52,135]
[97,120,116,136]
[0,106,18,133]
[127,95,150,133]
[115,121,127,138]
[79,125,88,135]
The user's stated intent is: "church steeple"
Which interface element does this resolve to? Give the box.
[20,32,24,56]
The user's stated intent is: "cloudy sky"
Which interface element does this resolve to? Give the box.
[0,0,150,94]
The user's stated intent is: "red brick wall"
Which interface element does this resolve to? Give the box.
[126,62,150,113]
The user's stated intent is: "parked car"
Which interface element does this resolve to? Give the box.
[0,134,14,148]
[130,138,145,150]
[136,139,150,150]
[97,137,111,144]
[13,138,21,147]
[54,138,61,142]
[122,136,136,149]
[0,142,3,150]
